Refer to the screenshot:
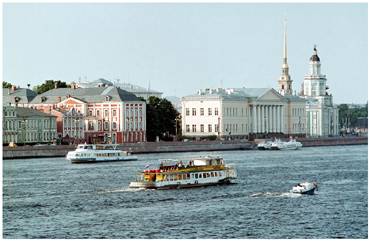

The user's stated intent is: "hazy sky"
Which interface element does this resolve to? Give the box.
[3,3,368,104]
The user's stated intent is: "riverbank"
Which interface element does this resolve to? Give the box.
[2,136,367,160]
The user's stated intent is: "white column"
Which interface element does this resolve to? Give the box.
[278,105,283,132]
[271,105,276,133]
[256,105,261,133]
[268,105,271,133]
[259,105,262,133]
[262,106,265,133]
[253,105,257,133]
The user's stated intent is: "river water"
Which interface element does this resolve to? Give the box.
[3,145,368,238]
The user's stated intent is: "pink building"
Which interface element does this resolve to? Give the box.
[28,86,146,144]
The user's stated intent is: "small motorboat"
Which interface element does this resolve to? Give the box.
[291,181,318,195]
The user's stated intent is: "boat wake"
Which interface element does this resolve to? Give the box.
[97,187,147,194]
[250,192,302,198]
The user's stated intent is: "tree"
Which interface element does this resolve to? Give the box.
[146,96,180,142]
[33,80,70,94]
[3,81,13,88]
[338,103,368,128]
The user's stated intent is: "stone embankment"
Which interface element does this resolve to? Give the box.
[2,136,367,160]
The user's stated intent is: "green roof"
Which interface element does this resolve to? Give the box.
[29,86,142,104]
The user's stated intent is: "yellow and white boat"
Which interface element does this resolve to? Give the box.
[129,157,237,189]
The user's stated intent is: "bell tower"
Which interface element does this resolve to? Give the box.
[278,19,293,96]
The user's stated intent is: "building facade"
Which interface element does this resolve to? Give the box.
[181,88,306,139]
[302,47,339,137]
[3,106,57,145]
[28,86,146,143]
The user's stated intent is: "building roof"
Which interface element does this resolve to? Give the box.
[77,78,162,95]
[236,88,271,98]
[3,88,37,105]
[29,86,141,104]
[15,107,56,118]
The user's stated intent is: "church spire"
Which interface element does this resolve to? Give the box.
[278,18,293,96]
[283,18,288,65]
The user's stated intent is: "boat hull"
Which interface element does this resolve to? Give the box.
[129,178,235,190]
[292,187,316,195]
[69,156,138,164]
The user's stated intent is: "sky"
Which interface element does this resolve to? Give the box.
[3,3,368,104]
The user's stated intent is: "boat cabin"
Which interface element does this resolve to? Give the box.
[76,144,119,150]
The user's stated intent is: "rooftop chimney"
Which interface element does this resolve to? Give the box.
[11,85,16,93]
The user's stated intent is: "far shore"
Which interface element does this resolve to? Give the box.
[2,136,368,160]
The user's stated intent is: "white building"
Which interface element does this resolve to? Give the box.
[181,87,306,139]
[302,46,339,137]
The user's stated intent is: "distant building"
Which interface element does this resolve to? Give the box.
[77,78,163,99]
[181,87,306,139]
[28,86,146,143]
[301,47,339,137]
[3,106,57,145]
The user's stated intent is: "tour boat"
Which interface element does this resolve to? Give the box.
[257,140,273,150]
[129,157,237,189]
[66,143,138,164]
[270,138,303,150]
[291,181,318,195]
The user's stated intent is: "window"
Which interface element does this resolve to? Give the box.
[200,124,204,132]
[203,173,206,178]
[185,108,190,116]
[215,108,218,115]
[186,125,190,133]
[215,124,219,133]
[88,121,94,130]
[112,122,117,130]
[208,108,212,115]
[192,124,196,132]
[104,110,109,117]
[200,108,204,116]
[104,121,109,131]
[96,110,100,117]
[192,108,196,116]
[208,124,212,133]
[112,110,117,116]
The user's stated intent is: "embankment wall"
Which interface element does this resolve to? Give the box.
[2,136,367,160]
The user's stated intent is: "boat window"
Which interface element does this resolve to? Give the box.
[203,173,206,178]
[211,172,214,177]
[195,174,198,179]
[207,173,210,178]
[215,172,218,177]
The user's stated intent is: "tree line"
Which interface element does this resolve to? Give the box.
[338,103,368,128]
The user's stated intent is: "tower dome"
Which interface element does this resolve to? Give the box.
[309,46,320,62]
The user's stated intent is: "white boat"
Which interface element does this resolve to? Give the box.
[66,143,138,163]
[291,181,318,195]
[257,140,273,150]
[129,157,237,190]
[270,138,302,150]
